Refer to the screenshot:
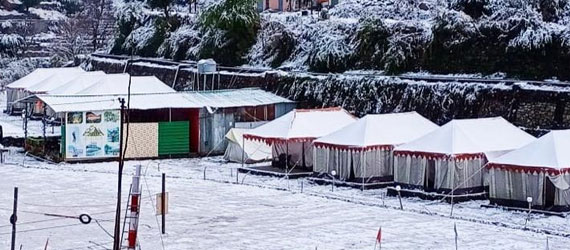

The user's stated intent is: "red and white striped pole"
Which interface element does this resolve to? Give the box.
[128,165,142,250]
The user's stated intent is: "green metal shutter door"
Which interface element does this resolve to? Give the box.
[158,121,190,155]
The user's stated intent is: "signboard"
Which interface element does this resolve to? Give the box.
[65,110,121,160]
[156,192,169,215]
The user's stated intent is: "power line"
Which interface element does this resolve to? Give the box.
[0,222,85,236]
[21,202,116,208]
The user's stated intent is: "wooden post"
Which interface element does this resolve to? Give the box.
[10,187,18,250]
[113,98,126,250]
[161,173,166,234]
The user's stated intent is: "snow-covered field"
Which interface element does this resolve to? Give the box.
[0,152,569,249]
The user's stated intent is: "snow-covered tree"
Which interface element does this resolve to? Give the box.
[198,0,260,65]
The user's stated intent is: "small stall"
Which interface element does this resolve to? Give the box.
[17,88,294,162]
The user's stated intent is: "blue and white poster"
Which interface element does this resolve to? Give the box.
[65,110,121,160]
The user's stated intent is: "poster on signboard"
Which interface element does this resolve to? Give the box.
[65,110,121,160]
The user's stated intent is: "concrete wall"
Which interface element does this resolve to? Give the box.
[88,55,570,136]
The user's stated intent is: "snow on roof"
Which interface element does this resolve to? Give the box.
[394,117,535,157]
[29,88,293,113]
[6,67,85,89]
[47,71,107,95]
[25,68,87,93]
[184,88,292,108]
[243,107,357,143]
[74,74,175,95]
[314,112,438,150]
[487,130,570,173]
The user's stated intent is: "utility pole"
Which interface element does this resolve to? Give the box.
[161,173,166,234]
[113,98,126,250]
[10,187,18,250]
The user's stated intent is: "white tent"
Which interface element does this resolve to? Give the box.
[48,71,107,95]
[224,128,271,163]
[25,69,86,94]
[486,130,570,211]
[393,117,535,195]
[244,107,356,169]
[313,112,438,182]
[5,67,85,113]
[75,75,175,95]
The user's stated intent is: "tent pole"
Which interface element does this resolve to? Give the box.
[361,150,364,192]
[241,135,245,168]
[285,141,289,180]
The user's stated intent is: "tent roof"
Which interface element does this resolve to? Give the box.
[394,117,535,157]
[314,112,439,149]
[6,67,85,89]
[23,68,86,93]
[243,107,357,143]
[48,71,107,95]
[488,130,570,172]
[21,88,293,112]
[74,74,176,95]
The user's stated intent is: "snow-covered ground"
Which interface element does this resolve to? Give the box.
[0,152,569,249]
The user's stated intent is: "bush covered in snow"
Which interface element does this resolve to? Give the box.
[108,0,570,79]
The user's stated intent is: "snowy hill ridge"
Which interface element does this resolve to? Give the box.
[108,0,570,80]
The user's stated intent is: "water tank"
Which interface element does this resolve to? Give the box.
[197,59,217,74]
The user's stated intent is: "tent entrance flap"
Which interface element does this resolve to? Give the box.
[545,177,556,209]
[425,159,436,190]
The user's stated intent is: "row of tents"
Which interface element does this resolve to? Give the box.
[5,67,175,115]
[226,107,570,212]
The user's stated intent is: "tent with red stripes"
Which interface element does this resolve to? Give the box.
[312,112,438,183]
[393,117,535,195]
[243,107,356,169]
[486,130,570,211]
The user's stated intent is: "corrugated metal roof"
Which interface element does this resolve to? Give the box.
[30,88,293,113]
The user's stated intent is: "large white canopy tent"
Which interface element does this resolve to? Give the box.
[224,128,271,163]
[48,71,107,95]
[243,107,356,169]
[393,117,535,195]
[486,130,570,211]
[74,75,176,95]
[5,67,85,113]
[313,112,438,183]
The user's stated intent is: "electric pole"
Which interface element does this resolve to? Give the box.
[113,98,126,250]
[10,187,18,250]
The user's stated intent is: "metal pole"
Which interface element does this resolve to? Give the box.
[113,98,126,250]
[161,173,166,234]
[23,104,28,149]
[10,187,18,250]
[42,103,46,154]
